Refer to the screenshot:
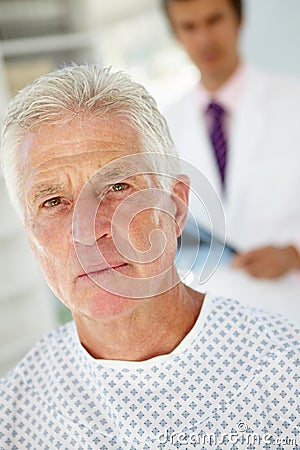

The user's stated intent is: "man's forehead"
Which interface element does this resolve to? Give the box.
[18,115,143,168]
[27,154,157,198]
[23,112,137,144]
[168,0,232,20]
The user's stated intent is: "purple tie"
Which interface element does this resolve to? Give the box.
[206,102,227,186]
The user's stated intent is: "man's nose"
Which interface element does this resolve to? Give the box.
[72,194,112,246]
[193,26,213,46]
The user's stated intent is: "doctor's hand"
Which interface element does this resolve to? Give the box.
[231,245,300,279]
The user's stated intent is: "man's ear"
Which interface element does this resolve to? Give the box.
[171,174,190,237]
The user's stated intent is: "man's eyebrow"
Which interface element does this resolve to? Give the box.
[100,168,130,182]
[91,166,142,185]
[30,184,67,203]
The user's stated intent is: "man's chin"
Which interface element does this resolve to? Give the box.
[72,263,179,316]
[76,289,141,321]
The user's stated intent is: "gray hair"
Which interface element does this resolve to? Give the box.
[1,64,179,215]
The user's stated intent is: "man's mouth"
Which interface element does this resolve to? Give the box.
[78,263,128,279]
[200,49,220,63]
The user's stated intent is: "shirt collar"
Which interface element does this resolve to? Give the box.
[197,61,248,115]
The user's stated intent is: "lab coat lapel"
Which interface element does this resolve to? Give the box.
[225,67,266,238]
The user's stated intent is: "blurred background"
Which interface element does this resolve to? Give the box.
[0,0,300,376]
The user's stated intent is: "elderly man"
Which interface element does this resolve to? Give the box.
[0,65,299,449]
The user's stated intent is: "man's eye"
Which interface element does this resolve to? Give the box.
[110,183,128,192]
[180,22,196,32]
[42,197,63,208]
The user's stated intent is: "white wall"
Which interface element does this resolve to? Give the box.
[241,0,300,76]
[62,1,300,105]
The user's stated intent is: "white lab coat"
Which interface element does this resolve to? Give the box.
[165,64,300,324]
[165,64,300,250]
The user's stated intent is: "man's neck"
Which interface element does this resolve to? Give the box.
[201,58,241,92]
[74,283,204,362]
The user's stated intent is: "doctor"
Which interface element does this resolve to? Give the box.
[163,0,300,280]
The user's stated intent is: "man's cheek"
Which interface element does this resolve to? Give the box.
[26,224,61,269]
